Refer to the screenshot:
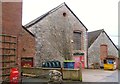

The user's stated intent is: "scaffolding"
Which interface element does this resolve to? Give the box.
[0,34,17,82]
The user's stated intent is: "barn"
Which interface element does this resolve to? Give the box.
[88,29,119,68]
[24,2,88,68]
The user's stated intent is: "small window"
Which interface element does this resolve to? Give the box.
[63,12,66,17]
[73,31,81,50]
[21,57,33,67]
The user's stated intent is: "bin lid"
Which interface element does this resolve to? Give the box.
[64,60,75,62]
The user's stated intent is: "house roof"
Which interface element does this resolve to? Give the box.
[88,29,119,51]
[88,29,104,48]
[23,2,88,31]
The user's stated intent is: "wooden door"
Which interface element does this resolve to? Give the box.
[100,44,108,60]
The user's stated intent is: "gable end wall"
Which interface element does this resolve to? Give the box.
[27,5,87,67]
[88,32,118,67]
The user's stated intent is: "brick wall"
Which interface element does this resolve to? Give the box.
[2,2,23,66]
[20,28,35,59]
[1,1,36,67]
[1,2,23,81]
[1,1,36,81]
[2,2,22,36]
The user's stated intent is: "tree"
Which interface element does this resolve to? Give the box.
[49,24,72,60]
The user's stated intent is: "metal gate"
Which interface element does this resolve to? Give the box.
[0,34,17,82]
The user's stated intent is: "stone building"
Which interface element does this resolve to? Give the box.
[24,2,88,67]
[88,29,119,68]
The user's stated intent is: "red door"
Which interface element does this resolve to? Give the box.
[73,56,84,69]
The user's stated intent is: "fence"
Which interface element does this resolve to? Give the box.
[22,67,82,81]
[0,34,17,82]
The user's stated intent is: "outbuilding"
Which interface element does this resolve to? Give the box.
[88,29,119,68]
[24,2,88,68]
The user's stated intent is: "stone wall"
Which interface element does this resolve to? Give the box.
[28,4,87,67]
[22,67,82,81]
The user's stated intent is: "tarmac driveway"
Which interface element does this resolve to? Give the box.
[22,69,119,84]
[82,69,118,82]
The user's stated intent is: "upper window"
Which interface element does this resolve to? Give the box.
[73,31,81,50]
[63,12,66,17]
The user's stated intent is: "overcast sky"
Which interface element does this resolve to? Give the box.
[22,0,119,45]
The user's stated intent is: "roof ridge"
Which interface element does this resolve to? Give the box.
[88,29,104,33]
[88,29,104,48]
[88,29,119,51]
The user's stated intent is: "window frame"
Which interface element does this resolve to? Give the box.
[73,30,82,50]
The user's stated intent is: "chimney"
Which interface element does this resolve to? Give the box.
[0,0,22,82]
[2,0,22,36]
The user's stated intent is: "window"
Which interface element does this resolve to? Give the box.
[21,57,33,67]
[63,12,66,17]
[73,31,81,50]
